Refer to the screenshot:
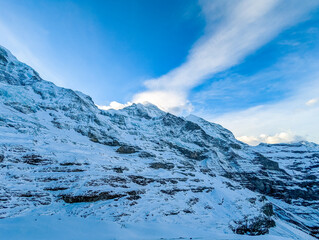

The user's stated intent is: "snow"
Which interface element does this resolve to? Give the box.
[0,215,315,240]
[0,45,318,239]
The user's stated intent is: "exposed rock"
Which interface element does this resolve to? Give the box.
[85,176,128,188]
[128,175,155,186]
[230,215,276,236]
[183,121,201,131]
[4,102,37,114]
[187,197,199,206]
[161,186,213,195]
[60,162,82,166]
[247,198,257,204]
[61,191,126,203]
[262,203,274,217]
[22,154,53,165]
[116,145,139,154]
[254,153,280,171]
[149,162,174,170]
[166,142,207,160]
[126,190,144,201]
[230,143,242,149]
[45,167,85,173]
[161,188,188,195]
[112,167,129,173]
[44,187,68,191]
[138,151,156,158]
[164,211,180,216]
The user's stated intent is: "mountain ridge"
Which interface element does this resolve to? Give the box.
[0,45,318,239]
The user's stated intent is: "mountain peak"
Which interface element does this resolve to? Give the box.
[119,102,166,118]
[0,45,41,86]
[0,46,19,70]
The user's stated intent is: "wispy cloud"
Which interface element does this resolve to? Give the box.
[197,43,319,145]
[131,0,318,114]
[191,44,319,114]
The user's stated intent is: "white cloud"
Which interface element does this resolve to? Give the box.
[96,101,132,110]
[133,90,193,114]
[238,132,302,146]
[306,98,318,106]
[132,0,318,114]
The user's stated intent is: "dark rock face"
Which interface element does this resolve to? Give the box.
[61,191,126,203]
[262,203,274,217]
[162,113,184,126]
[44,187,68,191]
[126,190,144,201]
[116,145,139,154]
[253,143,319,238]
[254,153,280,171]
[128,175,155,186]
[183,121,201,131]
[22,154,53,165]
[231,215,276,236]
[229,143,242,149]
[149,162,174,170]
[0,154,4,162]
[4,102,36,114]
[166,142,207,160]
[0,48,9,65]
[138,151,156,158]
[228,171,319,203]
[112,167,129,173]
[160,186,213,195]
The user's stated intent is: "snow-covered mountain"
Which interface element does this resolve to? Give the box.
[0,45,318,239]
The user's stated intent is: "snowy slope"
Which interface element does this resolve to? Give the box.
[0,45,318,239]
[254,142,319,237]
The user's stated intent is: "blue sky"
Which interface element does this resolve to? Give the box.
[0,0,319,145]
[0,0,205,104]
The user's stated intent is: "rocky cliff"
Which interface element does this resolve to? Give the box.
[0,45,318,239]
